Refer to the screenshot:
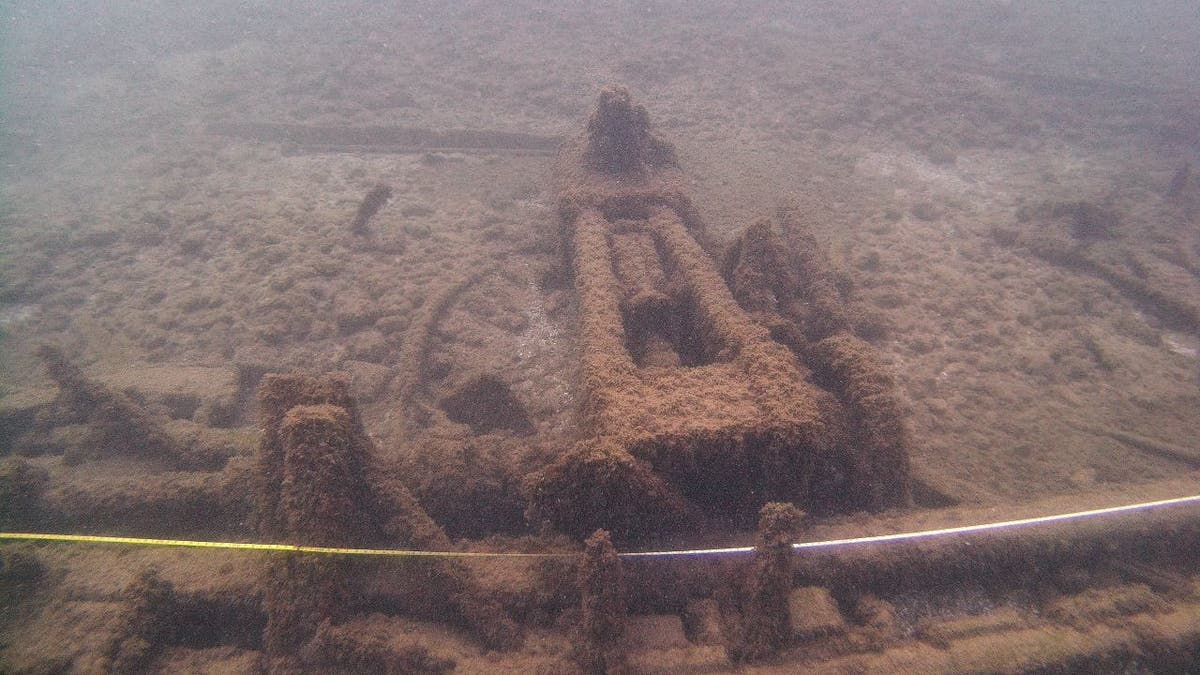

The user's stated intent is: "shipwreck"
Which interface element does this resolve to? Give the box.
[525,86,913,541]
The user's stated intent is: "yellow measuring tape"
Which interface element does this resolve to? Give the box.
[0,532,556,558]
[3,494,1199,559]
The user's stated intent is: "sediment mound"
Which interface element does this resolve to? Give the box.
[438,372,534,436]
[524,438,700,541]
[722,215,859,343]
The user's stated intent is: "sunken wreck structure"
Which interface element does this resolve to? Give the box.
[525,86,913,541]
[255,373,521,670]
[10,85,1200,674]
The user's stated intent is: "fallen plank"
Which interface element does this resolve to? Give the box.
[207,122,561,156]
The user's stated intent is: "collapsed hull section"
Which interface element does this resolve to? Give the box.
[574,205,835,515]
[526,87,911,540]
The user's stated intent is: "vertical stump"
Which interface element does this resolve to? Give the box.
[575,529,628,674]
[255,373,522,661]
[257,376,367,661]
[730,502,804,663]
[278,404,371,545]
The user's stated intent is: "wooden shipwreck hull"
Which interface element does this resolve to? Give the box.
[525,87,913,541]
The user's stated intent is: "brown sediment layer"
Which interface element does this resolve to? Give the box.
[1085,426,1200,468]
[816,608,1200,674]
[526,87,910,540]
[300,620,455,674]
[1165,161,1191,200]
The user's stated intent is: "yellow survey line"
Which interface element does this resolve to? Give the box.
[3,493,1200,559]
[0,532,559,558]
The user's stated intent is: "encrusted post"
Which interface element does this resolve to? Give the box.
[100,569,177,674]
[350,183,392,235]
[584,85,675,174]
[259,378,367,662]
[730,502,805,663]
[575,529,628,674]
[255,373,521,667]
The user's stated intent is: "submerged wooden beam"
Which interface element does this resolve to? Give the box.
[207,122,562,156]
